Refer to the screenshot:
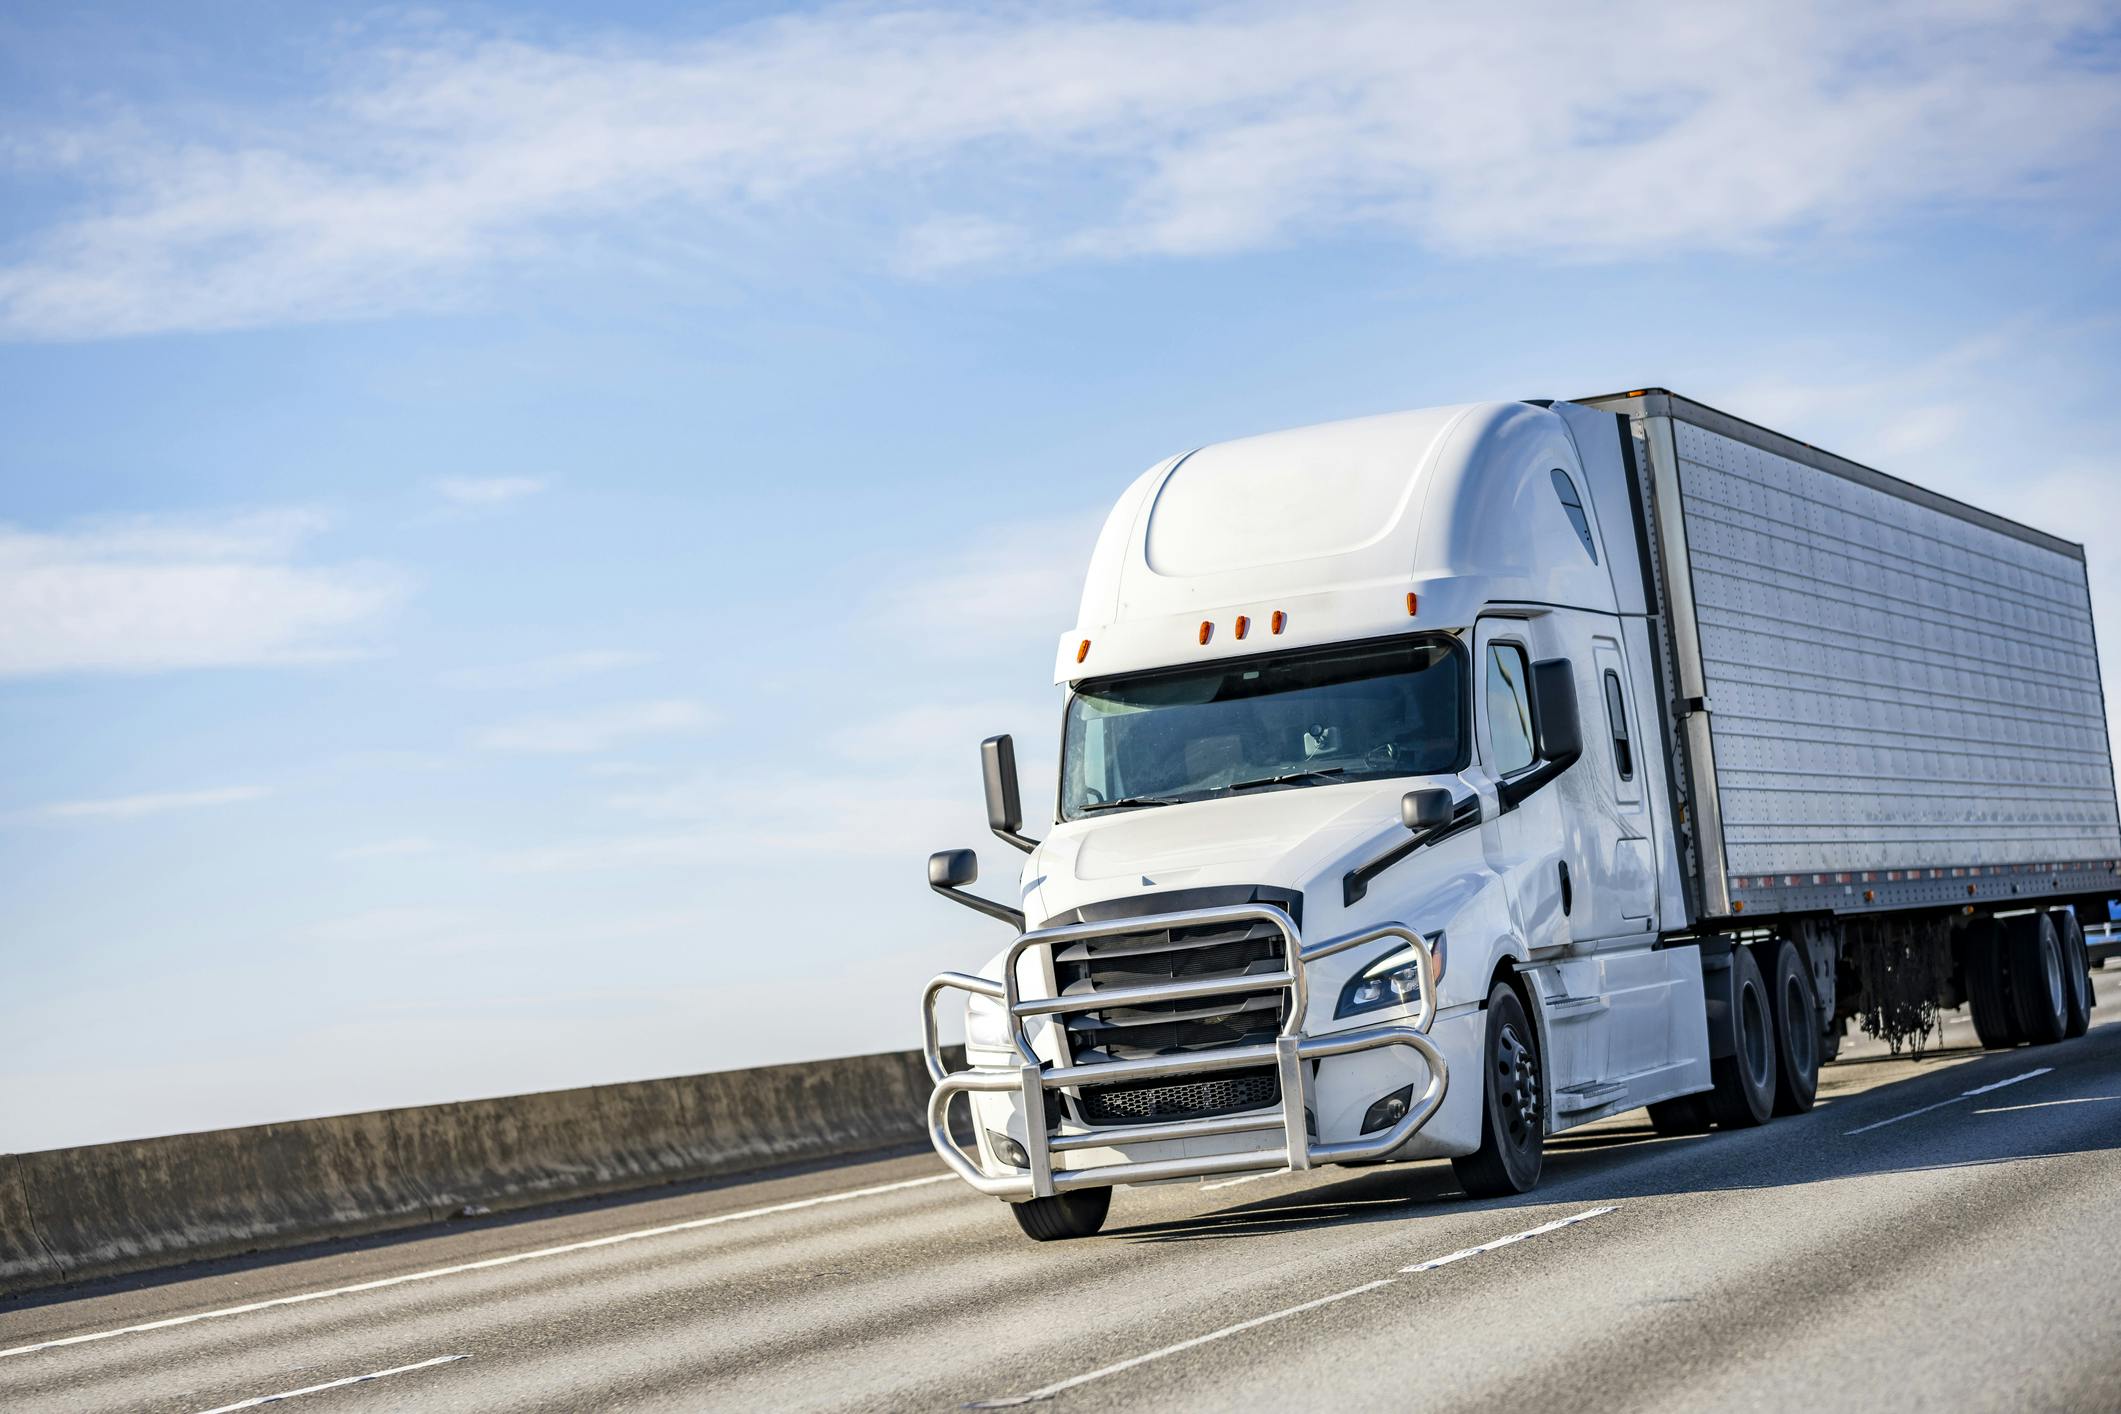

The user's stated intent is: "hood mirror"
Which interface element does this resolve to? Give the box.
[1401,787,1453,832]
[926,848,1024,929]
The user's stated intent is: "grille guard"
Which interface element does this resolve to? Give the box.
[920,904,1449,1198]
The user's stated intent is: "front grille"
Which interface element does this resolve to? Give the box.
[1052,910,1291,1126]
[1079,1067,1279,1124]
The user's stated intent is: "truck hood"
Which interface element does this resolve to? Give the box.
[1023,778,1440,925]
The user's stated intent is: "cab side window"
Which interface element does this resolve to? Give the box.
[1484,643,1535,775]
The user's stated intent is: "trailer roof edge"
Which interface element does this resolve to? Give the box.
[1572,387,2086,563]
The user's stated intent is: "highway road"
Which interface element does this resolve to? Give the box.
[7,989,2121,1413]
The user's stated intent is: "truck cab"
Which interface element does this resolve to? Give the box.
[921,399,1715,1238]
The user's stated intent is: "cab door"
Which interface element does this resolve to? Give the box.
[1587,635,1657,935]
[1471,616,1569,957]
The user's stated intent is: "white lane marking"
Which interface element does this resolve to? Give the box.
[0,1173,953,1361]
[1974,1095,2119,1115]
[1200,1169,1287,1190]
[971,1205,1617,1406]
[190,1354,466,1412]
[1846,1067,2053,1135]
[968,1279,1399,1407]
[1400,1206,1616,1272]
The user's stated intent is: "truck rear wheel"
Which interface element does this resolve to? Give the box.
[2004,912,2069,1046]
[2050,909,2092,1039]
[1963,917,2019,1049]
[1452,983,1544,1198]
[1762,940,1819,1116]
[1707,945,1776,1129]
[1010,1188,1111,1241]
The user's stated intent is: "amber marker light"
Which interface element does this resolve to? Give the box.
[1405,592,1419,616]
[1076,639,1090,664]
[1198,621,1213,645]
[1234,615,1250,639]
[1270,611,1287,634]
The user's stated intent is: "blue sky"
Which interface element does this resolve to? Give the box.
[3,2,2119,1150]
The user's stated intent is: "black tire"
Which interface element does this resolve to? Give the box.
[1963,916,2019,1049]
[1762,940,1820,1116]
[1452,982,1544,1198]
[2003,912,2069,1046]
[1009,1188,1111,1241]
[1646,1092,1713,1136]
[2051,909,2092,1040]
[1707,945,1776,1129]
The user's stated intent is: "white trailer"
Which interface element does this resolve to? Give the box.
[920,389,2121,1240]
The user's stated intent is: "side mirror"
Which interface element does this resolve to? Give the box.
[928,848,978,889]
[1401,787,1453,832]
[926,848,1024,929]
[1530,658,1583,765]
[981,734,1038,853]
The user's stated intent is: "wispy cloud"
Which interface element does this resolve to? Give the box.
[337,836,442,860]
[442,649,650,691]
[473,698,707,753]
[866,510,1103,657]
[0,510,403,676]
[22,784,271,822]
[433,476,548,507]
[4,3,2116,339]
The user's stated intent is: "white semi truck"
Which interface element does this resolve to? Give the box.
[919,389,2121,1241]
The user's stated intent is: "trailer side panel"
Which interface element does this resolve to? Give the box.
[1585,391,2121,921]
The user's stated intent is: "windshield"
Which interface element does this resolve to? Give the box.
[1060,636,1466,819]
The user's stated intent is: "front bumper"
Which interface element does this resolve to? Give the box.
[920,903,1449,1198]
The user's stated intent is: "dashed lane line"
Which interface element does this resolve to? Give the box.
[189,1354,467,1413]
[968,1206,1617,1407]
[1845,1067,2053,1136]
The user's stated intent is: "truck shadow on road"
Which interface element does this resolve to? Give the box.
[1105,1023,2121,1245]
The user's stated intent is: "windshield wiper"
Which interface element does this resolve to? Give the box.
[1080,793,1188,813]
[1227,767,1347,791]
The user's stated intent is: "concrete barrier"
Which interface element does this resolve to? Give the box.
[1,1046,955,1297]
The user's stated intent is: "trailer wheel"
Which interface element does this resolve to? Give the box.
[1009,1188,1111,1241]
[2003,912,2069,1046]
[1762,940,1819,1116]
[1646,1093,1713,1136]
[2050,909,2092,1040]
[1707,945,1776,1129]
[1962,917,2019,1049]
[1452,983,1544,1197]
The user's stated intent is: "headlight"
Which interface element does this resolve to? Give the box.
[1335,932,1446,1019]
[966,989,1013,1051]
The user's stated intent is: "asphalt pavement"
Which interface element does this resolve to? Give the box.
[6,985,2120,1413]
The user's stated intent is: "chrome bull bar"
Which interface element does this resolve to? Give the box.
[920,904,1448,1198]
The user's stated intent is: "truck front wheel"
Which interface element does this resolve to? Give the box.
[1452,982,1544,1198]
[1010,1188,1111,1241]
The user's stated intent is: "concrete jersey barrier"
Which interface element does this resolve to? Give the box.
[0,1045,955,1297]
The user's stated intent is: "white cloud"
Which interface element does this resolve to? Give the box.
[23,784,271,822]
[472,698,707,753]
[442,649,650,690]
[0,511,403,676]
[4,3,2116,339]
[433,476,547,506]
